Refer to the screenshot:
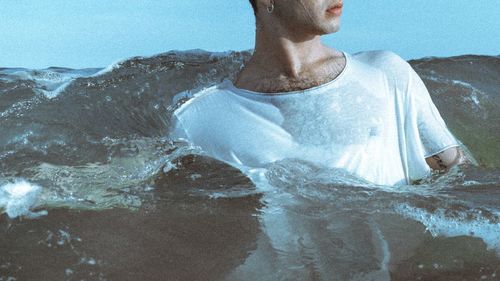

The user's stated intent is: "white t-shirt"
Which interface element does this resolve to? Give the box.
[169,50,459,186]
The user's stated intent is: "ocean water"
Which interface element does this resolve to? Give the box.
[0,50,499,280]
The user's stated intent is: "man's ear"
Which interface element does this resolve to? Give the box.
[255,0,272,13]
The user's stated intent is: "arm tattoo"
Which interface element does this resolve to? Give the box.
[427,147,462,172]
[432,154,449,170]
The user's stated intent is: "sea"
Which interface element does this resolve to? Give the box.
[0,50,499,281]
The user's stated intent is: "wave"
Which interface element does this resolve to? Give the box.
[1,50,499,280]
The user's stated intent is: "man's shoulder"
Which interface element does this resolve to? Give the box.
[171,82,233,118]
[352,50,413,90]
[352,50,410,73]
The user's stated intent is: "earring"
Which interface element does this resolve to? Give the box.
[267,0,275,13]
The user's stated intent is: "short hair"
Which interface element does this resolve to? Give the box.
[249,0,257,15]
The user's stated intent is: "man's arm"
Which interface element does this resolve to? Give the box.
[425,146,462,172]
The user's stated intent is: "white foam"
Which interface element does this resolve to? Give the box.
[423,76,485,109]
[0,179,46,218]
[89,57,131,77]
[0,68,96,99]
[451,79,474,88]
[40,79,74,99]
[395,203,500,254]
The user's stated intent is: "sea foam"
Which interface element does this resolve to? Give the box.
[0,179,46,219]
[395,203,500,254]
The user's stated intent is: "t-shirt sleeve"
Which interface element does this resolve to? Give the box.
[406,64,459,157]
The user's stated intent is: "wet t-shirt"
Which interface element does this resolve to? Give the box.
[169,50,459,186]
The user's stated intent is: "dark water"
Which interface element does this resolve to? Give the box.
[1,50,499,280]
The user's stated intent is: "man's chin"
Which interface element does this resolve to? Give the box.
[318,25,341,36]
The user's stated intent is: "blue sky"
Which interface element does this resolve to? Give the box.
[1,0,498,69]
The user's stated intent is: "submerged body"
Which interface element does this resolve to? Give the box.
[170,50,459,186]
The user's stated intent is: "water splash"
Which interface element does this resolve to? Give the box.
[0,179,47,218]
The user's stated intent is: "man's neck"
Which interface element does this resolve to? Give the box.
[251,29,329,78]
[234,28,345,93]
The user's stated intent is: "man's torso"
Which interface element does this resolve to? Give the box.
[171,51,414,186]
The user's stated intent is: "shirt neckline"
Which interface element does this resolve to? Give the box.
[222,51,350,98]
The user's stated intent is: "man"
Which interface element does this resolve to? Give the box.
[169,0,462,186]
